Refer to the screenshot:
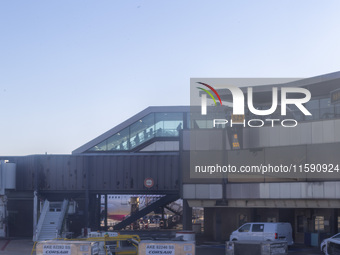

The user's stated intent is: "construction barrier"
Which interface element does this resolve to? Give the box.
[138,240,195,255]
[32,234,140,255]
[226,241,288,255]
[175,231,195,241]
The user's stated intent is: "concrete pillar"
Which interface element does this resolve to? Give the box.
[104,194,108,230]
[182,200,192,230]
[33,191,38,240]
[215,209,222,241]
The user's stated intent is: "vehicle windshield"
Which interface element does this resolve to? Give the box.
[332,233,340,239]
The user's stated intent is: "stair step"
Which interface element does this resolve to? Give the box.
[36,200,69,242]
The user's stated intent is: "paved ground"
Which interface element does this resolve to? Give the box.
[196,244,324,255]
[0,238,34,255]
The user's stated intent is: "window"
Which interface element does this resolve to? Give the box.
[315,216,325,231]
[130,114,155,148]
[107,127,130,151]
[155,113,183,137]
[238,214,248,226]
[90,140,107,151]
[320,98,334,119]
[88,112,184,152]
[333,233,340,239]
[239,224,251,232]
[252,224,264,232]
[305,99,319,120]
[297,215,307,233]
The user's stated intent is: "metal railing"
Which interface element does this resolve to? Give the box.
[56,199,68,238]
[34,199,50,242]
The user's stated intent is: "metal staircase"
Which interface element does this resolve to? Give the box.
[113,194,179,230]
[34,199,68,242]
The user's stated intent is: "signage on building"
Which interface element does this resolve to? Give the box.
[145,244,175,254]
[43,244,71,254]
[331,89,340,104]
[144,178,154,188]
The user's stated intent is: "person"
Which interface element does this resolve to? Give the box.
[176,123,182,134]
[134,133,140,146]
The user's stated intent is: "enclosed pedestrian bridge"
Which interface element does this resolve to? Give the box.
[7,106,191,195]
[73,106,188,153]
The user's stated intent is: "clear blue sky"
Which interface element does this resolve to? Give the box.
[1,0,340,155]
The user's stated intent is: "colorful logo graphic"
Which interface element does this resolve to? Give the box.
[196,82,223,106]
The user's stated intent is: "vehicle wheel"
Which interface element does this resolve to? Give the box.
[322,245,326,254]
[232,239,237,241]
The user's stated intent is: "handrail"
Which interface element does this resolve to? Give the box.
[56,199,68,238]
[138,196,160,211]
[34,199,50,242]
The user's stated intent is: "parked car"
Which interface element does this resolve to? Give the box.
[229,222,294,245]
[326,238,340,255]
[321,233,340,254]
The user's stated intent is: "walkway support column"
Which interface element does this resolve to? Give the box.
[182,200,192,230]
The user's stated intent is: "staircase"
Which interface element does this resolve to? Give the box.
[38,211,60,241]
[114,194,179,230]
[34,199,68,242]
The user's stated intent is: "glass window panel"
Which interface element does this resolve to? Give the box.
[315,216,324,231]
[190,113,204,129]
[89,140,107,151]
[106,127,130,151]
[252,224,264,232]
[285,104,304,121]
[320,98,331,108]
[335,105,340,117]
[333,233,340,239]
[305,99,319,110]
[155,113,183,137]
[209,111,227,128]
[304,100,318,121]
[239,224,251,232]
[305,108,319,121]
[130,114,155,149]
[239,214,248,226]
[320,98,334,119]
[195,120,207,129]
[187,112,191,129]
[297,216,306,233]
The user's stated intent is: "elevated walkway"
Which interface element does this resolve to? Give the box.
[73,106,188,154]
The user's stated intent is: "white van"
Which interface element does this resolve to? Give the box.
[229,222,294,245]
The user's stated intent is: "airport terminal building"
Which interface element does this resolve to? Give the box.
[1,71,340,245]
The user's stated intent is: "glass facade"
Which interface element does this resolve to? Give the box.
[88,95,340,152]
[88,112,183,152]
[242,97,340,124]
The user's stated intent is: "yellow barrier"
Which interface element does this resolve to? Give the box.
[31,234,140,255]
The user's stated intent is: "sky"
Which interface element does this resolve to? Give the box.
[1,0,340,156]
